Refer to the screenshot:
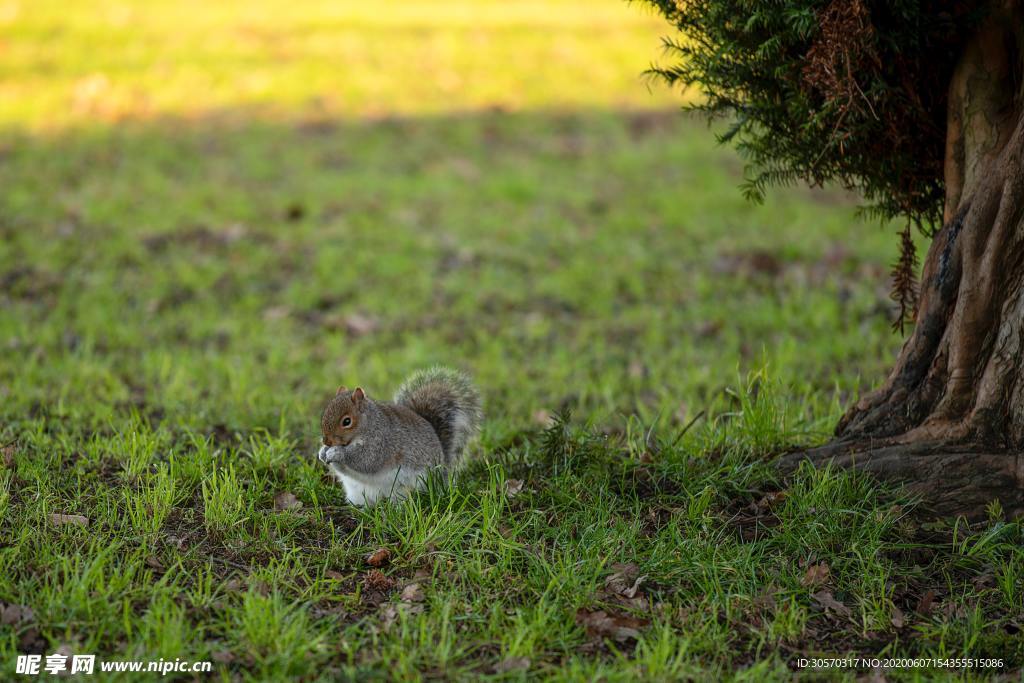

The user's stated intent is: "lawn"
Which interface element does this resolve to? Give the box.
[1,1,1021,680]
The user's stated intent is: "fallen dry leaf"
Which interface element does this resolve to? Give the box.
[285,202,305,222]
[942,600,967,620]
[754,491,787,511]
[628,360,647,379]
[49,513,88,528]
[380,604,401,631]
[1,443,14,467]
[379,602,424,632]
[325,570,345,581]
[971,571,995,589]
[752,588,778,613]
[863,667,889,683]
[262,305,291,322]
[18,627,45,652]
[273,492,302,511]
[696,319,724,338]
[342,313,380,337]
[801,562,830,587]
[145,555,164,570]
[890,605,905,629]
[363,570,395,592]
[400,583,424,603]
[493,656,531,674]
[575,608,648,642]
[506,479,524,497]
[0,603,34,626]
[165,535,186,551]
[916,589,936,616]
[224,577,246,592]
[605,562,646,599]
[313,604,348,619]
[366,547,392,567]
[811,590,851,618]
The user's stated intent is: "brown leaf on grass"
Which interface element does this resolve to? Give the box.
[380,604,401,632]
[505,479,524,497]
[696,319,724,338]
[811,590,851,618]
[971,571,995,589]
[165,535,187,551]
[714,250,782,277]
[628,359,647,379]
[493,656,531,673]
[325,570,345,581]
[916,589,936,616]
[754,491,787,511]
[49,513,88,528]
[863,667,889,683]
[0,603,34,626]
[273,492,302,511]
[605,563,646,599]
[224,577,246,592]
[941,600,967,620]
[341,313,380,337]
[18,627,45,652]
[576,608,648,642]
[211,650,235,664]
[379,602,424,633]
[1,443,14,467]
[400,583,424,603]
[366,547,392,567]
[284,202,306,222]
[262,305,291,322]
[363,569,395,592]
[890,605,905,629]
[313,603,348,619]
[145,555,164,570]
[751,587,779,614]
[801,562,831,587]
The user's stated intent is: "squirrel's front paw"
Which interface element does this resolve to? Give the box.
[319,445,345,465]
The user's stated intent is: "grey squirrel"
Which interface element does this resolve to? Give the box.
[317,366,483,506]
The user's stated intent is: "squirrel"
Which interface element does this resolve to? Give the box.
[316,366,483,506]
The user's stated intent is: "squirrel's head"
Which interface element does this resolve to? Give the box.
[321,386,366,447]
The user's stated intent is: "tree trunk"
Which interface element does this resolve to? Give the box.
[778,1,1024,518]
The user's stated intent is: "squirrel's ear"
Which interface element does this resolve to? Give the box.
[336,385,348,395]
[352,387,365,408]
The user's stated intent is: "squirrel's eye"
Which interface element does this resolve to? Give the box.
[342,416,352,428]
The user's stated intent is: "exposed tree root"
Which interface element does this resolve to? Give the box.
[776,441,1024,519]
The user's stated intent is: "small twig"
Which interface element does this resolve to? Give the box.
[670,410,706,449]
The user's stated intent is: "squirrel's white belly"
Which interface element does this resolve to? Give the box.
[328,463,418,506]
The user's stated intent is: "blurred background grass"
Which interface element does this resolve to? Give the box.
[1,0,683,128]
[0,0,902,445]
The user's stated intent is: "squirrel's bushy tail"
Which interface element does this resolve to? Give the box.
[394,366,483,466]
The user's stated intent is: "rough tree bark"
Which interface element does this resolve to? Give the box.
[779,0,1024,518]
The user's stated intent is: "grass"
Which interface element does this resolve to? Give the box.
[1,0,1022,680]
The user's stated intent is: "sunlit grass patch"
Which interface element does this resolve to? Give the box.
[2,0,683,130]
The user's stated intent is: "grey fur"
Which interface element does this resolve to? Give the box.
[332,399,444,475]
[393,366,483,468]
